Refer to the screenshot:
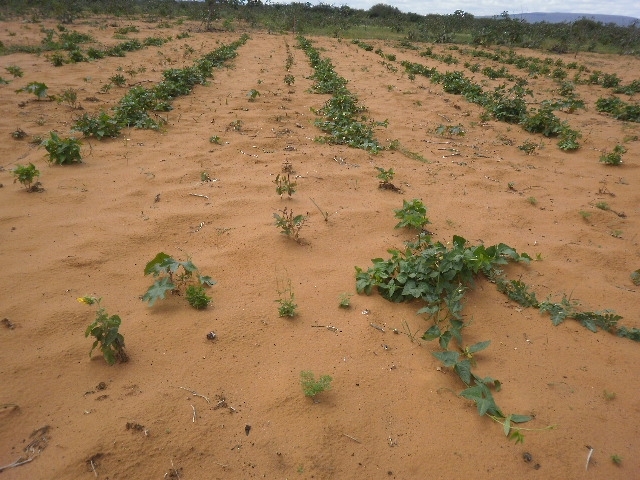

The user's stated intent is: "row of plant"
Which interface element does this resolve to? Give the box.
[297,36,386,152]
[73,34,249,136]
[399,58,581,150]
[355,202,639,441]
[596,96,640,123]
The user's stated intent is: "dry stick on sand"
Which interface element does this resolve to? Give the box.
[343,433,361,443]
[585,445,594,471]
[177,386,211,404]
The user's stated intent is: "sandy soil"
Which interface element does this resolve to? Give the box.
[0,17,639,479]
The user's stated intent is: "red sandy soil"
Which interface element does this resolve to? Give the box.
[0,17,639,479]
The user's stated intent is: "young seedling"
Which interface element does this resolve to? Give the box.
[6,65,24,78]
[394,199,430,230]
[284,74,295,86]
[611,454,623,466]
[310,197,330,222]
[338,292,352,308]
[527,196,538,206]
[518,140,539,155]
[276,279,297,317]
[109,74,127,87]
[375,166,401,192]
[79,296,127,365]
[300,371,332,399]
[142,252,215,308]
[273,207,307,242]
[274,173,296,197]
[57,88,79,109]
[209,135,222,145]
[41,132,82,165]
[247,89,260,102]
[600,145,626,166]
[12,163,41,191]
[16,81,49,100]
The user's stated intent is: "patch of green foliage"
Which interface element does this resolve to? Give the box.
[142,252,215,308]
[300,371,332,398]
[12,163,40,190]
[596,97,640,123]
[276,278,297,317]
[394,199,430,230]
[73,111,122,139]
[273,207,307,242]
[79,296,127,365]
[41,132,82,165]
[299,36,385,152]
[599,144,626,166]
[16,81,49,100]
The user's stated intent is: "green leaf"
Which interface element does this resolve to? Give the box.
[454,359,472,385]
[142,277,175,306]
[503,415,512,436]
[467,340,491,354]
[439,331,452,350]
[510,414,533,423]
[144,252,172,276]
[422,324,441,341]
[432,350,459,367]
[199,275,216,286]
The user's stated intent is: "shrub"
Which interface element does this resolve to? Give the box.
[12,163,40,190]
[41,132,82,164]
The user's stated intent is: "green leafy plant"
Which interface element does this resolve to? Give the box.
[273,207,307,242]
[57,88,78,108]
[527,196,537,206]
[284,74,295,86]
[274,173,296,197]
[142,252,215,308]
[394,199,430,230]
[16,81,49,100]
[73,111,121,139]
[41,132,82,165]
[5,65,23,78]
[518,140,539,155]
[338,292,352,308]
[375,166,394,185]
[276,279,297,317]
[185,285,211,310]
[611,454,623,466]
[79,296,127,365]
[300,371,332,398]
[12,163,40,191]
[209,135,222,144]
[600,145,626,166]
[247,89,260,101]
[109,73,127,87]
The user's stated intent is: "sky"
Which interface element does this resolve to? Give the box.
[284,1,640,19]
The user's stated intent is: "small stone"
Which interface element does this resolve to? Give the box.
[206,331,217,340]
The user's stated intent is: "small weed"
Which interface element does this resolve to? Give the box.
[142,252,215,308]
[79,296,127,365]
[375,167,400,191]
[274,173,296,197]
[300,371,332,398]
[579,211,591,221]
[41,132,82,165]
[57,88,78,108]
[11,128,27,140]
[338,292,352,308]
[284,74,295,86]
[228,119,243,131]
[310,197,330,222]
[508,182,516,191]
[247,89,260,101]
[12,163,41,191]
[209,135,222,144]
[600,145,626,166]
[273,207,307,242]
[16,81,49,100]
[5,65,23,78]
[185,285,211,310]
[595,202,609,211]
[276,279,297,317]
[518,140,538,155]
[603,390,616,400]
[109,73,127,87]
[631,269,640,286]
[527,196,537,206]
[394,199,430,230]
[611,455,623,466]
[201,171,212,182]
[610,230,622,238]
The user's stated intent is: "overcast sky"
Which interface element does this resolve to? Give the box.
[291,1,640,19]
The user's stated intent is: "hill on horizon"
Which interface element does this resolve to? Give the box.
[506,12,639,26]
